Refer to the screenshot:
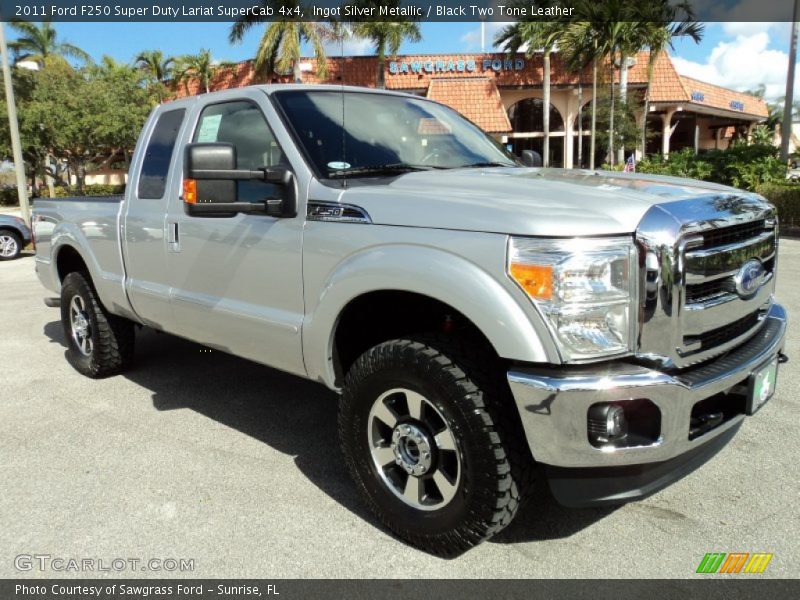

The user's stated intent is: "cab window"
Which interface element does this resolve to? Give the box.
[193,101,287,202]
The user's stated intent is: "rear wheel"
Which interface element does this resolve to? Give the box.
[0,230,22,260]
[338,334,533,556]
[60,271,135,378]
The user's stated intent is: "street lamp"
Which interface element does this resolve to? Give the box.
[0,21,30,226]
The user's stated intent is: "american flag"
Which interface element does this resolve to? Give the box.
[623,154,636,173]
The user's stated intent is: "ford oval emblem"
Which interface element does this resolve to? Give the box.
[734,259,766,298]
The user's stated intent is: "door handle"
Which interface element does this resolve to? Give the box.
[168,221,180,251]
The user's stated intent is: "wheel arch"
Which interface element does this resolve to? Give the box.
[303,244,555,389]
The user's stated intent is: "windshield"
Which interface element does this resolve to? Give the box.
[272,90,519,179]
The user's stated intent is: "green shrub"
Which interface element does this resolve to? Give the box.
[635,145,786,191]
[755,182,800,229]
[50,184,126,197]
[0,188,20,207]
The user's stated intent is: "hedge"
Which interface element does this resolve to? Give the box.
[49,184,126,197]
[755,183,800,230]
[0,184,126,206]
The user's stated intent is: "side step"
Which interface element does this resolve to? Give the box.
[44,297,60,308]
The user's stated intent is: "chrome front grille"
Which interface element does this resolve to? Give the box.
[636,194,777,369]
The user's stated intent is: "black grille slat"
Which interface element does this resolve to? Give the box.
[699,219,766,248]
[685,280,731,304]
[685,312,761,351]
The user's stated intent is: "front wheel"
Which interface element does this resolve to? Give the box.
[338,335,533,556]
[60,271,135,378]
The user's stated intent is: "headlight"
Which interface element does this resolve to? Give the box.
[508,236,637,361]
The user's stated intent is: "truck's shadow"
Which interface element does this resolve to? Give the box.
[44,321,616,553]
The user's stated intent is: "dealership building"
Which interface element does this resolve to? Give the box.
[190,50,769,168]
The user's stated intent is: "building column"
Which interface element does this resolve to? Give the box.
[565,115,575,169]
[662,108,676,156]
[715,127,722,149]
[694,119,700,155]
[747,122,757,143]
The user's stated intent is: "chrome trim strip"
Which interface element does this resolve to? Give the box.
[685,231,775,279]
[508,303,787,468]
[685,230,774,259]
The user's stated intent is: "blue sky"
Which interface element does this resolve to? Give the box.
[16,21,798,100]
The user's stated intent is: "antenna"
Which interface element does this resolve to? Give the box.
[340,29,347,189]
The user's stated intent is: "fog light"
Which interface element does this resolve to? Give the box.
[588,403,628,445]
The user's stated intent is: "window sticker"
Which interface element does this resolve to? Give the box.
[327,161,351,170]
[196,114,222,143]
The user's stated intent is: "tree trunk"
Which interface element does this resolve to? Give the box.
[577,83,583,169]
[44,154,55,198]
[617,54,629,165]
[293,60,302,84]
[543,50,551,168]
[377,41,386,89]
[590,59,597,170]
[608,67,616,166]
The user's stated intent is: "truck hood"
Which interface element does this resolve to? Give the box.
[337,167,754,236]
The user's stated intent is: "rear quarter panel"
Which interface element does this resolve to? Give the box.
[33,196,138,320]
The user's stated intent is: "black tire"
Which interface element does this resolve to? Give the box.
[0,229,22,261]
[338,334,534,556]
[60,271,135,378]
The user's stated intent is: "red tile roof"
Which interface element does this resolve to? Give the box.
[426,78,511,132]
[175,51,767,121]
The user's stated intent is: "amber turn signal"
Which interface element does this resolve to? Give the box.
[509,262,553,300]
[183,179,197,204]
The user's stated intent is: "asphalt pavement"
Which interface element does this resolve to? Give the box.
[1,241,798,578]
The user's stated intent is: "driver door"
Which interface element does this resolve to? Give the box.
[166,96,306,377]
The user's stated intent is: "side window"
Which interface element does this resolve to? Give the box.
[193,101,287,202]
[138,109,185,199]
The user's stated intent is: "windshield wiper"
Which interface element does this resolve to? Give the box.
[459,161,516,169]
[328,163,435,178]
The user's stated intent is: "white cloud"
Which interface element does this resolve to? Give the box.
[323,36,373,57]
[671,26,799,101]
[460,22,514,52]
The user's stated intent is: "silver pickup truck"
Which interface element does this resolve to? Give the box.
[33,85,787,556]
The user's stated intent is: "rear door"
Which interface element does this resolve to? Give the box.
[165,92,306,377]
[122,106,188,327]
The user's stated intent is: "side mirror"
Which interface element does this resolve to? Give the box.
[520,150,543,168]
[183,143,296,218]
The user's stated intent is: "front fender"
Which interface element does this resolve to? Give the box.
[303,243,557,389]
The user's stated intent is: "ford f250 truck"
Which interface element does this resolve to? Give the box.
[33,85,788,556]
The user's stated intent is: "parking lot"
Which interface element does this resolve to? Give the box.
[1,240,798,579]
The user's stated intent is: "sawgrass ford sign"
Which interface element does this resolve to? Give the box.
[389,57,525,75]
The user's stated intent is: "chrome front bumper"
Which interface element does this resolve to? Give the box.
[508,303,787,470]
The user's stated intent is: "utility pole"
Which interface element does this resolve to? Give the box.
[0,22,30,226]
[781,1,800,163]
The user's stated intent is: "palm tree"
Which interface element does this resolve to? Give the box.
[134,50,176,101]
[8,21,90,66]
[560,13,615,168]
[175,49,233,94]
[351,21,421,89]
[134,49,175,84]
[496,14,563,167]
[631,1,703,159]
[229,2,330,83]
[346,1,421,89]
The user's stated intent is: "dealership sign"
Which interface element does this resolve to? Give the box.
[389,57,525,75]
